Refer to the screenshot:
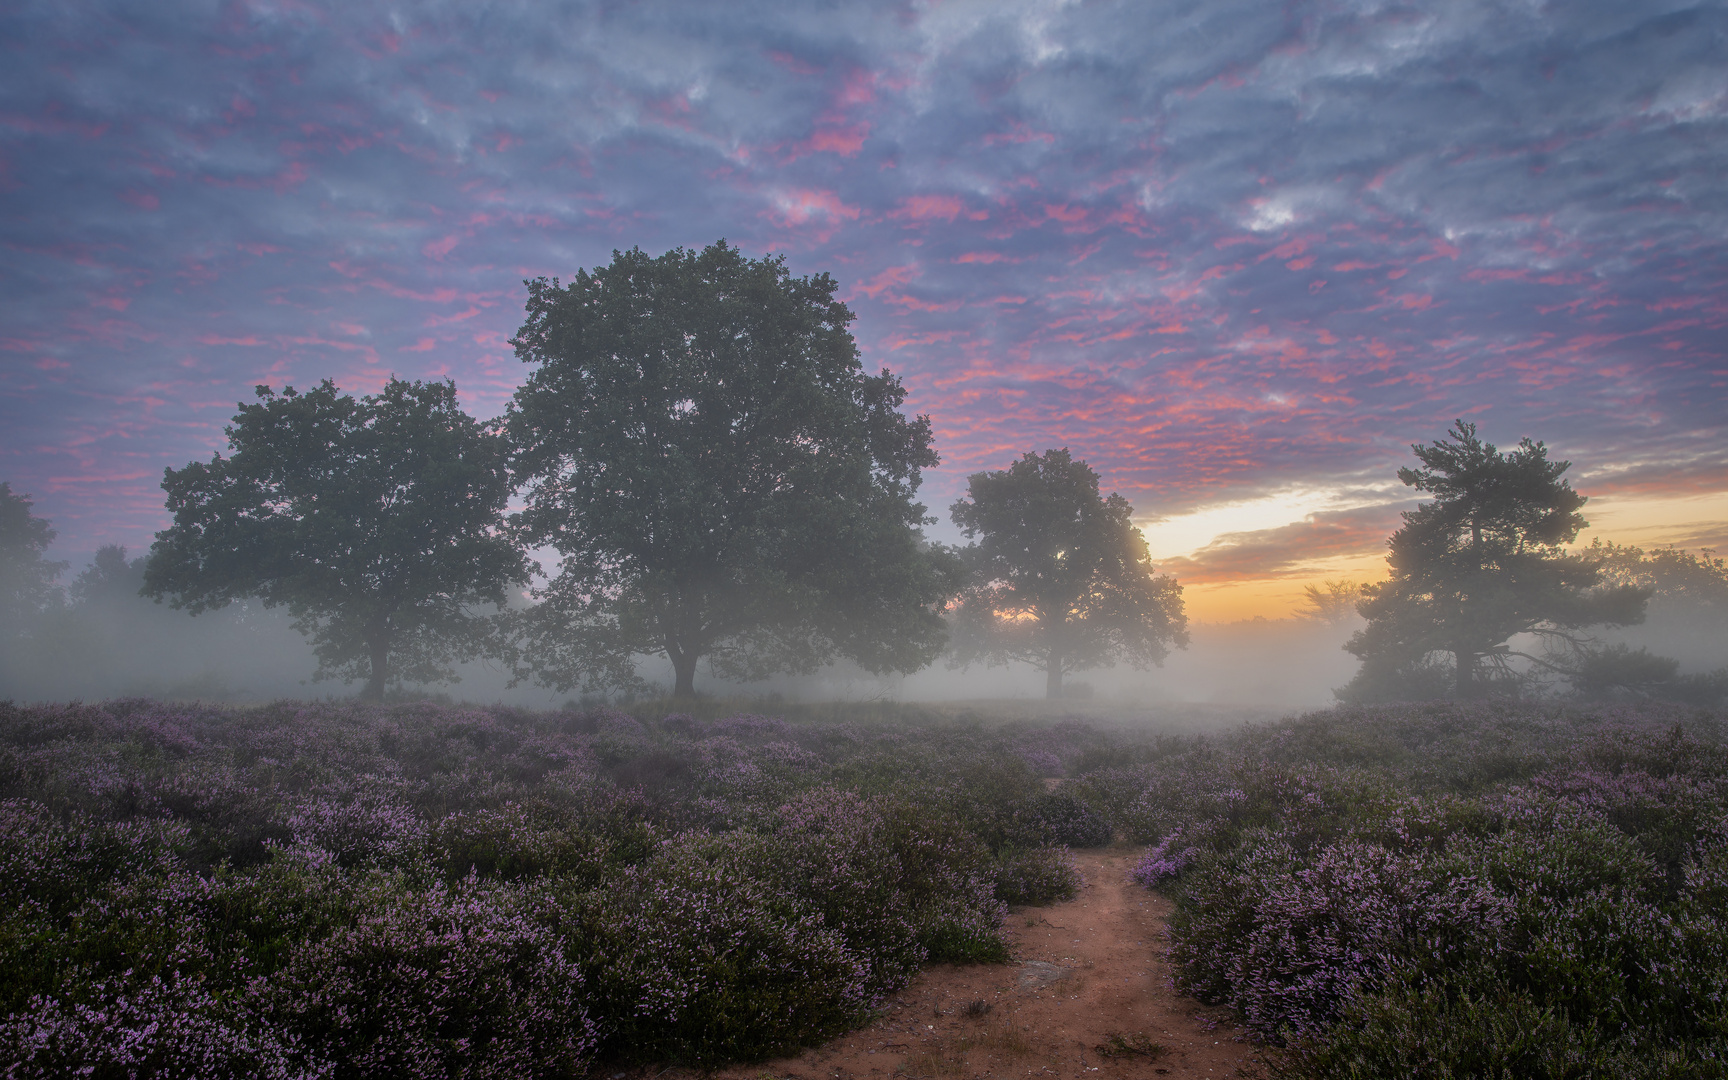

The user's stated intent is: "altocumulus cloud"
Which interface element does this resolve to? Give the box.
[1,0,1724,562]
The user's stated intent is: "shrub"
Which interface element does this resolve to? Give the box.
[1128,703,1728,1067]
[255,873,597,1078]
[0,972,326,1080]
[1016,790,1114,848]
[569,833,868,1064]
[992,846,1082,905]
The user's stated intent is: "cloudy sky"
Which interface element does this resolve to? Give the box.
[4,0,1726,619]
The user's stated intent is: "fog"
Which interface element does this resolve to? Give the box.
[0,565,1365,712]
[6,545,1723,711]
[673,616,1365,711]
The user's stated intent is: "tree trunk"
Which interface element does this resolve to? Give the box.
[667,641,698,699]
[363,624,391,702]
[1045,651,1064,699]
[1454,646,1475,699]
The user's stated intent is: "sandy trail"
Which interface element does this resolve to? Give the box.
[702,847,1263,1080]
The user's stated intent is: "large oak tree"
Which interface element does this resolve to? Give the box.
[144,378,529,700]
[948,449,1187,698]
[507,240,956,698]
[1342,420,1648,701]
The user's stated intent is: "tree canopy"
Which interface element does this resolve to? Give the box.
[1297,580,1364,627]
[948,448,1187,698]
[1567,540,1728,705]
[0,482,66,638]
[1342,420,1648,701]
[144,377,528,700]
[507,240,956,698]
[1590,539,1728,613]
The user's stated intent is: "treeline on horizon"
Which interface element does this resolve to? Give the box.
[2,241,1725,707]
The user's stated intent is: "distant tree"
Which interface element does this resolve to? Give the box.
[1568,541,1728,704]
[507,240,957,698]
[144,378,529,700]
[1589,540,1728,611]
[70,543,143,607]
[0,482,66,638]
[1296,580,1364,627]
[1341,421,1648,701]
[948,449,1187,698]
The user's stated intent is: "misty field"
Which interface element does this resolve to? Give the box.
[1,698,1726,1078]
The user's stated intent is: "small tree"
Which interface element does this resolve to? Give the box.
[948,449,1187,698]
[1341,420,1647,701]
[1,483,70,695]
[507,240,956,698]
[0,482,66,637]
[144,378,529,700]
[1296,580,1364,627]
[1572,540,1728,704]
[1590,540,1728,612]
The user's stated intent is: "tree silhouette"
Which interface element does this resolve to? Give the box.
[1342,420,1647,701]
[507,241,956,698]
[1297,580,1364,626]
[0,482,66,637]
[0,483,70,694]
[948,449,1187,698]
[145,378,528,700]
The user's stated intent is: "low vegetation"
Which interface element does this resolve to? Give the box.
[3,696,1725,1076]
[1117,701,1728,1077]
[0,698,1101,1076]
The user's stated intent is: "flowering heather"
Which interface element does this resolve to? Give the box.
[23,696,1719,1072]
[0,697,1099,1074]
[1120,700,1728,1074]
[1128,827,1200,889]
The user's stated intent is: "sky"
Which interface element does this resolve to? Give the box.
[3,0,1726,621]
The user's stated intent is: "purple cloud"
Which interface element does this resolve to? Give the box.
[1,0,1724,570]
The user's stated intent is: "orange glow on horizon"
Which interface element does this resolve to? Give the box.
[1152,488,1728,623]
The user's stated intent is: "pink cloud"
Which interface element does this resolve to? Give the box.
[892,195,966,222]
[422,234,460,259]
[854,265,917,299]
[765,188,860,227]
[807,123,868,156]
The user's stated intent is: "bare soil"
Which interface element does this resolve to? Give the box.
[695,848,1267,1080]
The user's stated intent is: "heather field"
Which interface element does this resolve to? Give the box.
[1,698,1726,1078]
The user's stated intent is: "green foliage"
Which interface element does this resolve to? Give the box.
[143,378,529,700]
[0,483,66,633]
[1343,421,1649,702]
[1592,540,1728,610]
[571,833,865,1064]
[1275,964,1619,1080]
[991,845,1082,905]
[1015,790,1114,848]
[507,240,957,698]
[948,448,1188,698]
[0,699,1042,1073]
[1569,542,1728,705]
[1123,702,1728,1073]
[0,484,73,700]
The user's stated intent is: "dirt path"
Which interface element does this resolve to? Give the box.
[705,848,1264,1080]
